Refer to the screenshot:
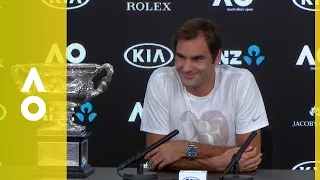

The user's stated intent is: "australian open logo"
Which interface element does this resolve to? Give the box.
[42,0,90,10]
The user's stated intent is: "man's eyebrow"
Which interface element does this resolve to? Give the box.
[175,52,186,58]
[175,53,205,59]
[190,55,205,59]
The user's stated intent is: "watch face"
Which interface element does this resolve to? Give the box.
[188,147,197,157]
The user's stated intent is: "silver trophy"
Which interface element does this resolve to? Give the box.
[11,63,114,178]
[66,63,114,178]
[67,63,114,135]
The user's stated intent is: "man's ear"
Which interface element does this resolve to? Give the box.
[213,49,222,65]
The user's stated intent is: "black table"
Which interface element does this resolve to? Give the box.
[69,167,314,180]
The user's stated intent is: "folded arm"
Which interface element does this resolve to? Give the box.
[145,130,262,172]
[162,157,224,172]
[146,134,236,158]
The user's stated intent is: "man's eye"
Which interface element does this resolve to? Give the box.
[176,55,185,60]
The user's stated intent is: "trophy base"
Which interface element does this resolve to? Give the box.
[37,124,87,136]
[67,125,87,136]
[67,132,94,178]
[36,128,94,178]
[68,164,94,178]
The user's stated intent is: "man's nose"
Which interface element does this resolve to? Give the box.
[182,60,193,72]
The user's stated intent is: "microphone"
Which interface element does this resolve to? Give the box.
[117,129,179,172]
[224,131,257,173]
[220,131,257,180]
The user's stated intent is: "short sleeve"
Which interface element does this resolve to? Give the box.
[140,71,170,135]
[235,70,269,134]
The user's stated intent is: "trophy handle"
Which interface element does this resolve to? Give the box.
[89,63,114,99]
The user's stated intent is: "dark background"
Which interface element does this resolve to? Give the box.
[66,0,315,170]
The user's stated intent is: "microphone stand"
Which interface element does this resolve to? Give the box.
[219,154,254,180]
[122,159,158,180]
[117,130,179,180]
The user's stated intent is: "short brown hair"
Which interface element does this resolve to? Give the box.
[173,18,222,60]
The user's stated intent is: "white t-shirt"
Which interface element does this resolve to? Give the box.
[140,64,269,147]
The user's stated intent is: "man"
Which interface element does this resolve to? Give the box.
[140,18,269,172]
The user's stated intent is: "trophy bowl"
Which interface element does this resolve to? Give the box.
[66,63,114,135]
[67,63,113,107]
[11,62,114,178]
[11,63,114,135]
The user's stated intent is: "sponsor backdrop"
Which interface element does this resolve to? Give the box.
[56,0,315,170]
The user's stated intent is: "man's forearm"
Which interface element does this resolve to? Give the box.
[177,141,234,159]
[194,143,234,158]
[163,157,225,172]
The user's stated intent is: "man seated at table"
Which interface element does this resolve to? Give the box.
[140,18,269,172]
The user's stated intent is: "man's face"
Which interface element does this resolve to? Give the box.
[174,34,219,89]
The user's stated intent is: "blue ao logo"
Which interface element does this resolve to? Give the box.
[243,45,265,65]
[75,102,97,123]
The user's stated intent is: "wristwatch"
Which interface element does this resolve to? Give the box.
[186,141,197,160]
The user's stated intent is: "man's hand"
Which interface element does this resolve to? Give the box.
[213,146,262,172]
[239,146,262,172]
[145,140,187,170]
